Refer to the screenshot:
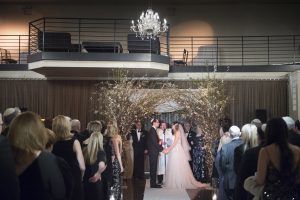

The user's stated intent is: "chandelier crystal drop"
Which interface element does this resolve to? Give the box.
[130,8,168,40]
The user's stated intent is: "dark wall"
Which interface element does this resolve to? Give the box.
[0,80,287,129]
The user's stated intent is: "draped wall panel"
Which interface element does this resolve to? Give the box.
[0,80,287,128]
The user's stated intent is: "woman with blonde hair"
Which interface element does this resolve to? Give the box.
[82,121,102,147]
[106,120,123,200]
[83,132,106,200]
[52,115,85,200]
[8,112,66,200]
[234,124,258,173]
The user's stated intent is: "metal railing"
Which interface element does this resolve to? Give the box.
[29,17,169,56]
[170,35,300,66]
[0,35,29,64]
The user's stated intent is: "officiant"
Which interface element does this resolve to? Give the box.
[157,121,173,185]
[130,120,148,179]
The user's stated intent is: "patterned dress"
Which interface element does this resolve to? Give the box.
[192,135,208,182]
[110,140,122,200]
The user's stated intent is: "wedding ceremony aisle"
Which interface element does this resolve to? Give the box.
[123,179,214,200]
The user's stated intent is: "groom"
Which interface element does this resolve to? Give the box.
[147,118,163,188]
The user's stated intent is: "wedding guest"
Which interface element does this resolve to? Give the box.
[123,132,134,179]
[157,121,173,184]
[147,118,163,188]
[106,120,123,200]
[234,127,265,200]
[220,125,243,200]
[234,124,258,173]
[83,132,107,200]
[82,121,102,147]
[215,128,232,200]
[9,112,66,200]
[192,126,208,182]
[130,120,147,180]
[52,115,85,200]
[284,117,300,147]
[250,118,300,199]
[1,107,21,136]
[45,128,74,200]
[251,118,262,129]
[184,121,197,169]
[0,134,20,200]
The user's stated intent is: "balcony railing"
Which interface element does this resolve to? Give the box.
[29,17,169,56]
[170,35,300,66]
[0,35,28,64]
[1,17,300,67]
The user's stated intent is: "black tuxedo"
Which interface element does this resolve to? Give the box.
[234,145,262,200]
[131,129,147,179]
[147,127,163,186]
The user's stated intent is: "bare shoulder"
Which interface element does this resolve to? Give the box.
[289,144,300,154]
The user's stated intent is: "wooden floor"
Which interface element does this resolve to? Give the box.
[122,178,215,200]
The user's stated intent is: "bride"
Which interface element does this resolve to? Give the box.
[163,122,208,189]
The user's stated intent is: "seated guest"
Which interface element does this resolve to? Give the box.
[220,125,243,200]
[83,132,107,200]
[252,118,300,199]
[52,115,85,200]
[234,127,265,200]
[1,107,21,136]
[8,112,66,200]
[0,134,20,200]
[234,124,258,173]
[283,116,300,147]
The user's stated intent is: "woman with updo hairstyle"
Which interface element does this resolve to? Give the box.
[52,115,85,200]
[8,112,66,200]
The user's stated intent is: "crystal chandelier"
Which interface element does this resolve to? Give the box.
[130,8,168,40]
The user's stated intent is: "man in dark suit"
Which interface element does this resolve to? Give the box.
[234,127,266,200]
[131,120,148,180]
[184,122,197,170]
[147,118,163,188]
[220,125,243,200]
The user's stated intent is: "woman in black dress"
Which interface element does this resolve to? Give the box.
[52,115,85,200]
[192,126,208,183]
[83,132,107,200]
[106,120,123,200]
[8,112,66,200]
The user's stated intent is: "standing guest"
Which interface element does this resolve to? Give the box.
[234,124,258,173]
[9,112,66,200]
[234,127,265,200]
[184,122,196,170]
[251,118,262,129]
[52,115,85,200]
[71,119,81,134]
[82,121,102,147]
[248,118,300,199]
[220,125,243,200]
[83,132,107,200]
[106,120,123,200]
[157,121,173,184]
[1,107,21,136]
[123,132,134,179]
[283,117,300,147]
[0,134,20,200]
[147,118,163,188]
[192,126,208,182]
[45,128,74,200]
[131,120,148,180]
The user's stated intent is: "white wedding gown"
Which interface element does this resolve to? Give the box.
[165,130,205,189]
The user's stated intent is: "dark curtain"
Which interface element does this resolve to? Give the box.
[0,80,287,129]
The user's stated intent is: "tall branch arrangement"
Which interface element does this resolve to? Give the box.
[91,71,228,176]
